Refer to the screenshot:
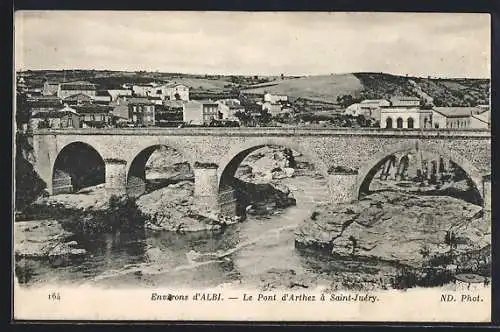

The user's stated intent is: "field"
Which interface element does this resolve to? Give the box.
[241,74,364,103]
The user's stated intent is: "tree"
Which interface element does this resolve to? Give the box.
[16,93,31,130]
[336,94,358,108]
[234,110,252,127]
[356,114,367,127]
[259,109,272,125]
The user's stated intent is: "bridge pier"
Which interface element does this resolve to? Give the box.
[328,173,358,203]
[104,159,128,196]
[193,163,221,214]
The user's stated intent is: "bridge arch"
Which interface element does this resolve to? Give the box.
[51,141,106,194]
[216,137,331,216]
[356,141,485,205]
[125,143,194,197]
[217,137,330,188]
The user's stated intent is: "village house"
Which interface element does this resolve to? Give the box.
[183,100,221,125]
[42,80,60,96]
[107,89,133,101]
[164,83,190,101]
[344,99,390,121]
[216,99,245,121]
[148,96,164,105]
[109,95,132,120]
[93,90,112,105]
[432,107,490,129]
[132,83,158,98]
[29,105,81,130]
[263,93,288,103]
[156,100,185,126]
[128,99,156,127]
[389,96,421,107]
[74,104,114,128]
[380,97,432,129]
[27,95,62,113]
[262,101,283,117]
[62,93,93,106]
[132,82,190,101]
[57,81,97,99]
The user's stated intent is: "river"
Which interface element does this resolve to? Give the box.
[17,175,402,289]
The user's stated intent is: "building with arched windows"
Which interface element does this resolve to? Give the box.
[379,97,433,129]
[432,107,490,129]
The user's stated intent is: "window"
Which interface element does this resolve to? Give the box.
[385,117,393,129]
[68,117,73,127]
[156,90,162,94]
[101,114,105,121]
[132,115,137,122]
[90,114,95,121]
[407,117,414,129]
[147,115,151,122]
[435,123,439,129]
[396,117,403,128]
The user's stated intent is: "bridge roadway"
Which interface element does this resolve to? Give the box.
[29,127,491,216]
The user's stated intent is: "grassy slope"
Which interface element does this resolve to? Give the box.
[241,74,364,103]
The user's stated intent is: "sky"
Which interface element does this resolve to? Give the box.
[14,11,491,78]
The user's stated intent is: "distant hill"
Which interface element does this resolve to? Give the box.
[19,70,490,107]
[241,72,490,107]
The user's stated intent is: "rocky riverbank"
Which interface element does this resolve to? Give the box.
[15,220,87,265]
[295,190,490,288]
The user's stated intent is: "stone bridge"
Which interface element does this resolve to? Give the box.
[29,128,491,215]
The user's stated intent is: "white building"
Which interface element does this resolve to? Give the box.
[216,99,245,120]
[57,81,97,99]
[264,93,288,103]
[107,89,133,101]
[164,83,190,101]
[432,107,489,129]
[183,100,220,125]
[344,99,389,121]
[262,101,283,117]
[132,82,190,101]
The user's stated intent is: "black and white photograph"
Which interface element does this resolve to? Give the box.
[13,11,491,321]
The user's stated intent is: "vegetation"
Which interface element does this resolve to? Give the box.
[15,134,47,211]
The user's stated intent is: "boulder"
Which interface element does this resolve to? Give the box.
[296,191,489,269]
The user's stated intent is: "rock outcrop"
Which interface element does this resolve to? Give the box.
[15,220,87,263]
[295,191,490,272]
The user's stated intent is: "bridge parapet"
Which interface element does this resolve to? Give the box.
[31,127,491,138]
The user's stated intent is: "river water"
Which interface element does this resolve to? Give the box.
[19,175,401,289]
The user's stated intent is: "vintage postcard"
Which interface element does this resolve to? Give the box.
[13,11,491,322]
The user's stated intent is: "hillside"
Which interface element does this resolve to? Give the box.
[241,74,364,104]
[240,72,490,107]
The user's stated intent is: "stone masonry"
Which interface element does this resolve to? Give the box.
[30,128,491,214]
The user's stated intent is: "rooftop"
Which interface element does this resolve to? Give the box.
[60,81,97,90]
[163,100,185,108]
[360,99,389,104]
[73,105,113,114]
[63,93,93,101]
[96,90,111,97]
[193,99,218,105]
[391,96,420,101]
[432,107,484,118]
[164,82,187,88]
